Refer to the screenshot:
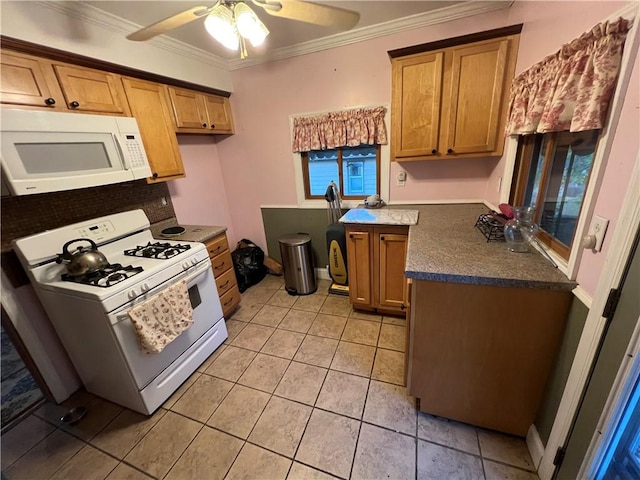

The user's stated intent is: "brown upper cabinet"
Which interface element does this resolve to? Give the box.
[52,63,131,115]
[391,34,519,161]
[168,86,234,134]
[121,77,185,182]
[1,50,130,115]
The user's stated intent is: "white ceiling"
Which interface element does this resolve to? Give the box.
[85,1,468,59]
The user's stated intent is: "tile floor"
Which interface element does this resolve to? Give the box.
[1,277,540,480]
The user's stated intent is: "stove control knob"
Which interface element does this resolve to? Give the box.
[182,262,190,270]
[141,283,150,292]
[128,289,137,299]
[191,258,198,266]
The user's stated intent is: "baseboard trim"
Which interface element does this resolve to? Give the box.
[527,424,545,471]
[316,267,331,280]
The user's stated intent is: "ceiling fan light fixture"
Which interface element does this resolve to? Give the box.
[234,3,269,47]
[204,4,239,51]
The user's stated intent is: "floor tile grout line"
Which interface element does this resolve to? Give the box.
[1,421,58,473]
[347,418,364,480]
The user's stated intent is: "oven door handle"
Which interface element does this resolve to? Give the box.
[111,260,212,324]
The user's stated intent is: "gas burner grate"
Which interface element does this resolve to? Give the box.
[61,264,144,288]
[124,242,191,260]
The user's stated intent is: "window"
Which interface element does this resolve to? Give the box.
[302,145,380,199]
[510,130,600,259]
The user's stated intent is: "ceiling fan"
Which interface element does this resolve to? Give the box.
[127,1,360,59]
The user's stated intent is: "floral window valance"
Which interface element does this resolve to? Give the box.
[292,106,388,153]
[505,17,631,136]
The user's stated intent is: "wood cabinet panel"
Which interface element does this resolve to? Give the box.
[205,233,240,318]
[346,225,408,315]
[220,286,241,317]
[408,279,572,435]
[168,87,234,134]
[391,34,519,161]
[53,64,131,115]
[444,39,508,155]
[346,230,372,307]
[121,77,184,182]
[215,268,236,297]
[392,52,443,159]
[206,234,229,259]
[203,94,234,133]
[377,233,408,309]
[168,87,207,129]
[0,51,64,109]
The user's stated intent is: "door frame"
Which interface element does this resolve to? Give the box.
[579,299,640,479]
[538,154,640,479]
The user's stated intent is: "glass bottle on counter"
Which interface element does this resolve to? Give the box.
[504,206,539,252]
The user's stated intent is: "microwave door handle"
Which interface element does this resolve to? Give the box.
[113,134,130,171]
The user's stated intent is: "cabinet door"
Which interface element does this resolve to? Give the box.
[443,39,509,155]
[53,64,131,115]
[168,87,208,130]
[346,229,373,307]
[377,232,408,309]
[0,51,64,109]
[203,94,234,133]
[392,52,444,159]
[121,78,185,181]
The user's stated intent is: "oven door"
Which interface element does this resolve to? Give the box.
[109,260,224,389]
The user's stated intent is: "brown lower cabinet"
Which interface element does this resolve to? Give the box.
[205,232,240,318]
[345,224,408,316]
[407,279,572,436]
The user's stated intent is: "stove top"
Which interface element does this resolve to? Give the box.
[61,264,144,288]
[124,242,192,260]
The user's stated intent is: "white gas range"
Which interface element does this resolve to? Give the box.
[13,210,228,415]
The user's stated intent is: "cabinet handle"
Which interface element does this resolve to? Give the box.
[349,234,354,238]
[209,246,221,254]
[431,149,437,154]
[44,97,56,106]
[202,123,207,127]
[447,148,454,154]
[214,262,225,270]
[223,297,234,306]
[210,123,216,129]
[400,304,406,310]
[220,280,230,289]
[70,101,80,108]
[152,172,158,179]
[381,236,385,241]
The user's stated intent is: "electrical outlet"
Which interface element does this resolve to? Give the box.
[396,171,406,187]
[591,215,609,252]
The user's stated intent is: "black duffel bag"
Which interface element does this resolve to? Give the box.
[231,239,267,293]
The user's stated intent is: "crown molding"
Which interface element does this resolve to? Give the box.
[37,1,229,71]
[227,0,512,70]
[36,1,512,73]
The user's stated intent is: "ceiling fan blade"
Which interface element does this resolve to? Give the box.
[254,0,360,30]
[127,5,213,41]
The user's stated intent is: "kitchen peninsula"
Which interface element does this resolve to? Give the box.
[344,203,575,437]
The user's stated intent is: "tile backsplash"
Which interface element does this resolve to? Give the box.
[1,180,176,285]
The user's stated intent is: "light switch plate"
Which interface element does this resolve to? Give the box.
[396,171,406,187]
[591,215,609,252]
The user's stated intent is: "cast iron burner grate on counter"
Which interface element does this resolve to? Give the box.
[61,264,144,287]
[124,242,191,259]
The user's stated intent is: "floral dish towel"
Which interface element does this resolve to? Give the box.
[128,279,193,354]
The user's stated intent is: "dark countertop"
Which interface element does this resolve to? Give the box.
[348,203,576,291]
[150,218,227,243]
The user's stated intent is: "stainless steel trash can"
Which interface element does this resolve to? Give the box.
[278,233,317,295]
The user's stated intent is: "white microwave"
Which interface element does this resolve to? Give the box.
[1,109,152,196]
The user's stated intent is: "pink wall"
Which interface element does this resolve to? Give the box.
[168,136,237,245]
[190,1,635,299]
[576,51,639,295]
